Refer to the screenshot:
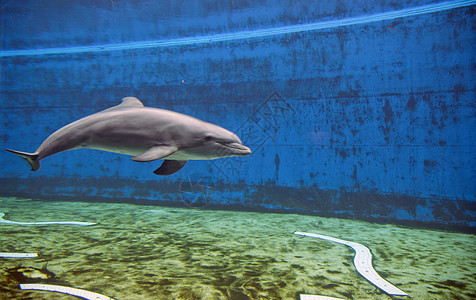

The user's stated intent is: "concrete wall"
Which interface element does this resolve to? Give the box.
[1,0,474,230]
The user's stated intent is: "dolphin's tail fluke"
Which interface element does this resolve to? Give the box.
[5,149,40,171]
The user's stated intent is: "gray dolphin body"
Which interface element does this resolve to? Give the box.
[6,97,251,175]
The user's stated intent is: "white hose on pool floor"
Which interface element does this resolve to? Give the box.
[0,212,96,226]
[0,212,95,258]
[300,294,344,300]
[294,231,408,296]
[0,252,38,258]
[20,284,115,300]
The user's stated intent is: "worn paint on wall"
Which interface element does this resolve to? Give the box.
[1,0,475,229]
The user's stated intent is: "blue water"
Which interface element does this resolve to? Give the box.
[1,0,474,57]
[0,1,475,298]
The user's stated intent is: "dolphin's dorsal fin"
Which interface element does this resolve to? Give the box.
[100,97,144,113]
[131,145,178,162]
[119,97,144,107]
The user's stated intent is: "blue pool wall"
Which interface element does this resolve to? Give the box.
[1,0,475,230]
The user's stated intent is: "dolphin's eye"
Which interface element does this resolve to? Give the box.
[205,135,213,141]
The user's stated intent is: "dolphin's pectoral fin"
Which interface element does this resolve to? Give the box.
[131,145,178,162]
[154,160,187,175]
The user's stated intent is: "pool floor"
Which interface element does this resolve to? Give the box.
[0,197,474,299]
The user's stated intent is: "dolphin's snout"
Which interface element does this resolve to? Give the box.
[227,142,251,156]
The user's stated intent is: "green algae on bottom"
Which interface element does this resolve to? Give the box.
[0,197,474,300]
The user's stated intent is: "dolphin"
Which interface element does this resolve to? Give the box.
[6,97,251,175]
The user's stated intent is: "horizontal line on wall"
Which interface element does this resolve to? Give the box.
[0,0,474,57]
[248,144,476,148]
[1,88,474,110]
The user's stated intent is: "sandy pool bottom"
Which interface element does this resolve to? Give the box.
[0,197,474,299]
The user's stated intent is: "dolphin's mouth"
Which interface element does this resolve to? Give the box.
[224,142,251,156]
